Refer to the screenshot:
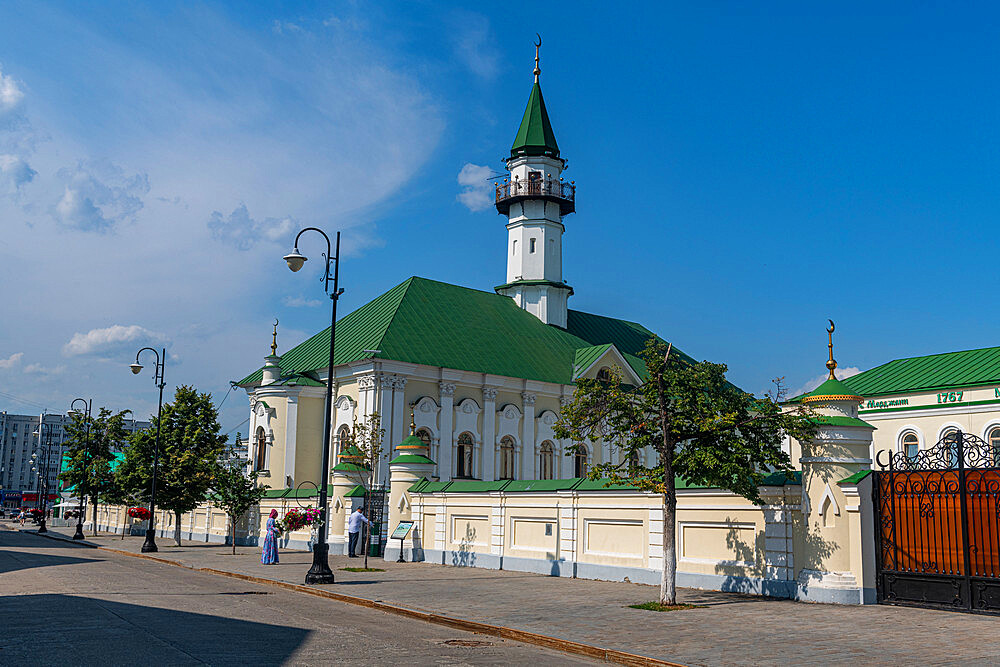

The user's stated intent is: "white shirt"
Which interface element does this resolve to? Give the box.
[347,511,370,533]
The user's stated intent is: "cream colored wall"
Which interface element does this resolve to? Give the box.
[293,394,326,488]
[261,396,290,487]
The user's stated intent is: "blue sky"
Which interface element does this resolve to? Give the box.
[2,2,999,434]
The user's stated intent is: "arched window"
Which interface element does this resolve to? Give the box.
[942,427,960,467]
[255,426,267,471]
[573,444,588,478]
[989,426,1000,465]
[499,436,516,480]
[900,431,919,459]
[596,367,613,383]
[336,425,350,459]
[416,428,432,447]
[457,432,475,479]
[539,441,554,480]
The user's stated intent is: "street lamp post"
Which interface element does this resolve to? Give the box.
[283,227,342,585]
[69,398,93,540]
[31,422,54,534]
[130,347,166,553]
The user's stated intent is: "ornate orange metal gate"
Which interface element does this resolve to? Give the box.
[874,431,1000,612]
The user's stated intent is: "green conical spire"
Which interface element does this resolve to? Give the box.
[510,42,560,159]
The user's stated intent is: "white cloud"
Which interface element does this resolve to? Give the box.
[207,204,295,251]
[0,352,23,369]
[0,66,24,114]
[0,154,36,192]
[24,363,65,375]
[791,366,862,398]
[457,163,494,211]
[63,325,168,357]
[451,14,498,80]
[52,160,150,232]
[283,295,323,308]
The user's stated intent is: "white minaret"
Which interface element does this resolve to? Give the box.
[495,40,575,328]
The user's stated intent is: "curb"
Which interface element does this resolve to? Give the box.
[18,528,683,667]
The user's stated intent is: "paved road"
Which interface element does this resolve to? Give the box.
[0,529,595,665]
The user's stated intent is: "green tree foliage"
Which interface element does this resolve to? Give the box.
[59,408,131,535]
[118,385,228,545]
[339,412,385,568]
[212,437,269,554]
[555,338,817,605]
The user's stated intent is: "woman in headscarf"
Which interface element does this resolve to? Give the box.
[261,509,281,564]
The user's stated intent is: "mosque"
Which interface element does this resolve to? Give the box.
[236,46,687,491]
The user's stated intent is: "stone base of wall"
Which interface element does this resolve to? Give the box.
[392,547,871,604]
[91,521,259,547]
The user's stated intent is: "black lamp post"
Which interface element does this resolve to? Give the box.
[130,347,166,553]
[283,227,342,585]
[30,422,54,534]
[69,398,93,540]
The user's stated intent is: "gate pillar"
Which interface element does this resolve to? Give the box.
[795,324,877,603]
[386,411,436,562]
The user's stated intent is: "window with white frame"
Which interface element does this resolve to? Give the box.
[499,436,516,480]
[900,431,919,459]
[539,441,554,480]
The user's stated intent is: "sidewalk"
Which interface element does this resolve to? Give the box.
[32,526,1000,666]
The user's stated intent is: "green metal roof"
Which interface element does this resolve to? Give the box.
[387,453,435,465]
[344,485,367,498]
[510,81,560,158]
[573,344,612,375]
[838,470,872,485]
[812,415,875,429]
[503,478,582,492]
[842,345,1000,397]
[806,377,861,399]
[238,276,691,387]
[262,485,334,499]
[760,470,802,486]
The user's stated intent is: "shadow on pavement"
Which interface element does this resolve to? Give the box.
[0,594,311,664]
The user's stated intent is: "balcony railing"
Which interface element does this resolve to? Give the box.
[495,178,576,215]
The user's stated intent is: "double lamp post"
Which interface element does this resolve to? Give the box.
[69,397,93,540]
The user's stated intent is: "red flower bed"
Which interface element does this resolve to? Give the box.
[127,506,151,520]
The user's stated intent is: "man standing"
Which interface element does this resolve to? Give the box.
[347,506,370,558]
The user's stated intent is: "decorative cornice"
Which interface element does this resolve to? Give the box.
[358,373,379,390]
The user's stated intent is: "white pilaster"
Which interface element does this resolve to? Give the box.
[482,387,498,481]
[438,383,455,481]
[521,392,536,479]
[284,395,298,488]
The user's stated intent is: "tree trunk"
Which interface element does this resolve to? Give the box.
[92,496,98,536]
[121,507,128,540]
[661,492,677,605]
[174,511,182,546]
[231,515,236,555]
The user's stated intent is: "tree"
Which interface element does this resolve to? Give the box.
[338,412,385,569]
[119,385,228,545]
[211,436,269,554]
[554,338,817,605]
[60,408,131,535]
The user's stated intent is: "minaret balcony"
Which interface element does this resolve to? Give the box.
[495,179,575,216]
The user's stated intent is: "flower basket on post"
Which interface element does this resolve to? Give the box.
[279,506,323,540]
[127,506,151,535]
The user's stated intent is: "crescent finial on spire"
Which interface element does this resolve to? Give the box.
[826,319,837,380]
[271,318,279,356]
[534,33,541,82]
